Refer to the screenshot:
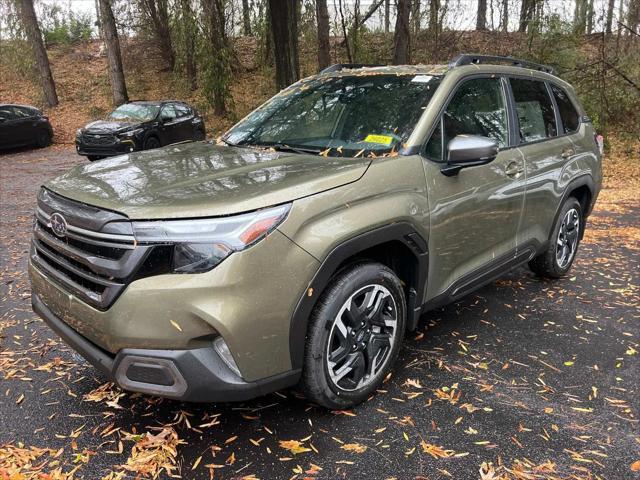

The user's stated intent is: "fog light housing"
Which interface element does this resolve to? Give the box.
[213,337,241,378]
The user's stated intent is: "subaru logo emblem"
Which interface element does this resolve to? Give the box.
[50,212,68,238]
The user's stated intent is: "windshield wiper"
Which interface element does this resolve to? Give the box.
[268,143,323,155]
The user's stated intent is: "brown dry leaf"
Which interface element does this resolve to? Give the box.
[279,440,312,455]
[420,441,455,459]
[340,443,367,454]
[120,427,184,478]
[631,460,640,472]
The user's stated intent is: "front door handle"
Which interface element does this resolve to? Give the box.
[505,161,524,178]
[561,148,575,159]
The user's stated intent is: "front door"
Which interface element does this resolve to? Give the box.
[158,104,180,145]
[422,76,525,300]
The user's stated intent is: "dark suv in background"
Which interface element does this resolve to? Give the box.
[0,104,53,150]
[75,100,206,161]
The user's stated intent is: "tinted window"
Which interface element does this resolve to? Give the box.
[109,103,159,122]
[510,79,557,142]
[160,104,177,121]
[550,84,580,133]
[14,107,35,118]
[0,106,17,120]
[175,104,191,117]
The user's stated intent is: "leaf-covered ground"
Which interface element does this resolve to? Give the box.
[0,145,638,479]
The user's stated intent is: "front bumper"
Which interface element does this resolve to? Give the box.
[75,137,139,157]
[32,293,300,401]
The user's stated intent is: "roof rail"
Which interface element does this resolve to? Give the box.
[449,54,555,75]
[320,63,385,74]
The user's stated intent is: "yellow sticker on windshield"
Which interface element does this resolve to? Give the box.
[364,134,393,146]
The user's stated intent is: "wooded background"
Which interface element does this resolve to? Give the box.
[1,0,638,142]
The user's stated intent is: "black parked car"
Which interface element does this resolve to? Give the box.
[0,104,53,150]
[76,100,206,161]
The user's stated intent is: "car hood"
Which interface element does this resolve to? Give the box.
[83,119,142,133]
[45,142,371,219]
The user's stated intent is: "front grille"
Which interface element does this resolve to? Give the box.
[31,188,155,310]
[82,133,115,145]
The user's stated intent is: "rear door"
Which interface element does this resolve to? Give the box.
[509,78,576,249]
[422,76,525,301]
[158,103,179,144]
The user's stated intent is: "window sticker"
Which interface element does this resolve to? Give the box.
[411,75,433,83]
[364,134,394,146]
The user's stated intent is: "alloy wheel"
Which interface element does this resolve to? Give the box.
[556,208,580,268]
[326,284,398,392]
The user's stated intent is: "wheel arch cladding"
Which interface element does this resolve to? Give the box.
[288,222,428,370]
[557,175,595,241]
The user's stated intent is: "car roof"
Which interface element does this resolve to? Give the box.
[318,64,449,78]
[0,103,39,110]
[128,100,187,106]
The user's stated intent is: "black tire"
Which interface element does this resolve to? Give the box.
[301,262,406,409]
[144,136,161,150]
[36,129,51,148]
[529,197,582,278]
[86,155,104,161]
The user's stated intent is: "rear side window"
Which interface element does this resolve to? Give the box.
[175,104,191,117]
[550,84,580,134]
[160,104,177,121]
[510,78,557,143]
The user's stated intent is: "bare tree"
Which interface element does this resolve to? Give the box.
[573,0,588,34]
[385,0,390,33]
[519,0,540,32]
[98,0,128,105]
[606,0,616,33]
[477,0,488,30]
[393,0,411,64]
[242,0,252,35]
[202,0,230,114]
[19,0,58,107]
[140,0,175,69]
[268,0,299,90]
[586,0,595,33]
[501,0,509,31]
[179,0,197,90]
[316,0,331,70]
[628,0,640,33]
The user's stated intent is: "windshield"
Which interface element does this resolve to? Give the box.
[108,104,159,122]
[224,73,441,157]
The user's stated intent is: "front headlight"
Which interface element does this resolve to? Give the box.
[119,128,144,138]
[131,204,291,273]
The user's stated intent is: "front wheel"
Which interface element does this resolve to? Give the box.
[301,262,406,409]
[529,197,582,278]
[144,136,160,150]
[86,155,104,161]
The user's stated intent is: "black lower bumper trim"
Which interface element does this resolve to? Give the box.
[32,293,301,402]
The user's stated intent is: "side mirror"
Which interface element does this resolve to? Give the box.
[441,135,499,177]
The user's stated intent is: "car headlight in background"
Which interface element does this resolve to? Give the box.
[131,204,291,274]
[119,128,144,138]
[76,129,82,137]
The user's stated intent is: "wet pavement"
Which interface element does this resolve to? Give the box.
[1,146,638,479]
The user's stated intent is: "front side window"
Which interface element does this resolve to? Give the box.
[510,79,557,142]
[160,104,177,121]
[108,103,160,122]
[424,77,508,162]
[550,84,580,134]
[224,74,442,157]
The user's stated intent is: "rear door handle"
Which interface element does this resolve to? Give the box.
[561,148,575,159]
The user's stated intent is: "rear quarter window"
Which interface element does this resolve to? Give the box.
[550,84,580,134]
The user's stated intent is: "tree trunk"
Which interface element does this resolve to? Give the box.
[98,0,128,105]
[605,0,615,33]
[19,0,58,107]
[573,0,587,34]
[384,0,390,33]
[316,0,331,70]
[586,0,595,33]
[142,0,175,69]
[476,0,487,30]
[393,0,411,64]
[242,0,252,35]
[411,0,421,35]
[501,0,508,31]
[180,0,196,90]
[203,0,230,114]
[628,0,640,33]
[268,0,299,90]
[519,0,534,32]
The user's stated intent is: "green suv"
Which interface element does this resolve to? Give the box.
[29,55,602,408]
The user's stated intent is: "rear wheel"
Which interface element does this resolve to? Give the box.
[35,129,51,148]
[529,197,582,278]
[144,136,160,150]
[301,262,406,409]
[87,155,104,161]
